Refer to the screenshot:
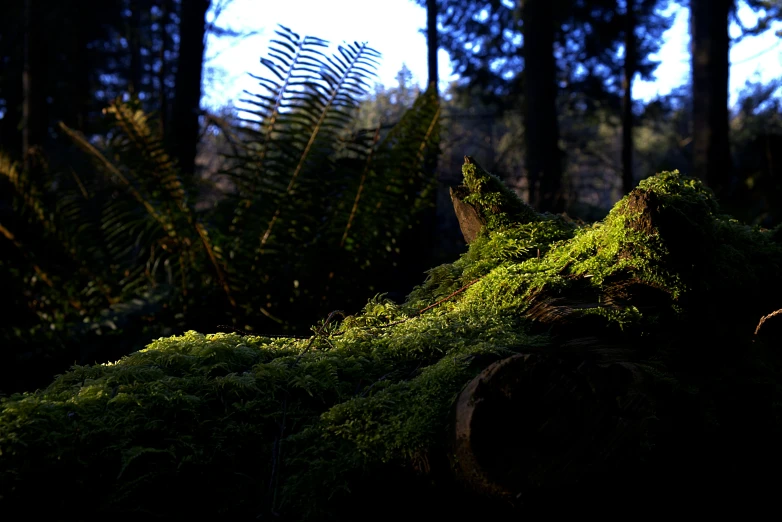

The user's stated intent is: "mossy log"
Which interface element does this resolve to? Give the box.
[2,157,782,520]
[450,353,652,503]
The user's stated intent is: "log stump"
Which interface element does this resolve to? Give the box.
[450,353,653,505]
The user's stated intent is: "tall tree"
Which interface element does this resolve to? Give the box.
[171,0,211,177]
[690,0,733,200]
[427,0,439,96]
[158,0,172,136]
[0,1,25,157]
[522,0,563,213]
[622,0,637,195]
[416,0,672,210]
[127,0,142,96]
[22,0,47,161]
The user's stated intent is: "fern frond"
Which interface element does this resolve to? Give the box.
[0,151,119,308]
[60,105,235,309]
[0,152,53,236]
[256,40,382,251]
[58,122,170,228]
[340,125,382,248]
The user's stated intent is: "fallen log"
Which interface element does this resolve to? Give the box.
[450,353,653,504]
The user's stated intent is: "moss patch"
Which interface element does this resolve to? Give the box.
[2,162,782,520]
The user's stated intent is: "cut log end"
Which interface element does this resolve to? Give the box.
[449,353,652,502]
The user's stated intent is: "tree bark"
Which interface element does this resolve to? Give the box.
[159,0,171,137]
[22,0,47,161]
[427,0,439,97]
[622,0,636,195]
[522,0,564,213]
[127,0,142,97]
[0,25,24,157]
[171,0,210,176]
[690,0,733,200]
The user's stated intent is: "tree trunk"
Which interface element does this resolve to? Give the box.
[159,0,171,137]
[427,0,439,96]
[171,0,210,177]
[0,39,24,158]
[522,0,564,213]
[64,8,90,134]
[690,0,733,200]
[22,0,47,162]
[128,0,142,96]
[622,0,636,195]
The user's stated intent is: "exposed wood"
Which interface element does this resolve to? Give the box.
[450,353,651,502]
[449,186,484,244]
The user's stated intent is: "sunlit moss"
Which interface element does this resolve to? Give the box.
[2,166,782,520]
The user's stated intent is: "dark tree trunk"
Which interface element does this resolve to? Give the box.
[171,0,210,177]
[425,0,439,177]
[522,0,563,213]
[63,7,90,134]
[22,0,47,161]
[0,49,24,158]
[690,0,733,200]
[622,0,636,195]
[158,0,170,136]
[128,0,142,96]
[427,0,439,96]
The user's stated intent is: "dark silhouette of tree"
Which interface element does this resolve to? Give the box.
[158,0,173,136]
[523,0,564,213]
[0,0,24,157]
[22,0,47,161]
[127,0,143,95]
[415,0,673,211]
[427,0,439,95]
[690,0,734,200]
[171,0,211,177]
[0,0,235,173]
[622,0,637,195]
[689,0,782,206]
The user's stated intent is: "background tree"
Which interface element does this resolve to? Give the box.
[690,0,734,203]
[22,0,46,162]
[522,0,564,212]
[171,0,211,177]
[416,0,674,210]
[622,0,638,194]
[427,0,439,94]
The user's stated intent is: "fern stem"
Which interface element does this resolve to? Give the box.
[417,103,441,162]
[340,124,381,248]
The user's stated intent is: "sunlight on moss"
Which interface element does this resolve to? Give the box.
[2,166,782,520]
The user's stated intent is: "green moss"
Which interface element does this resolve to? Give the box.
[458,156,542,231]
[2,165,782,520]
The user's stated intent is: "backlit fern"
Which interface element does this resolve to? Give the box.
[0,24,440,390]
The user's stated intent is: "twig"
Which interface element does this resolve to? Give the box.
[754,308,782,337]
[295,310,345,363]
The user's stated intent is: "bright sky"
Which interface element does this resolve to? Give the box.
[201,0,782,112]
